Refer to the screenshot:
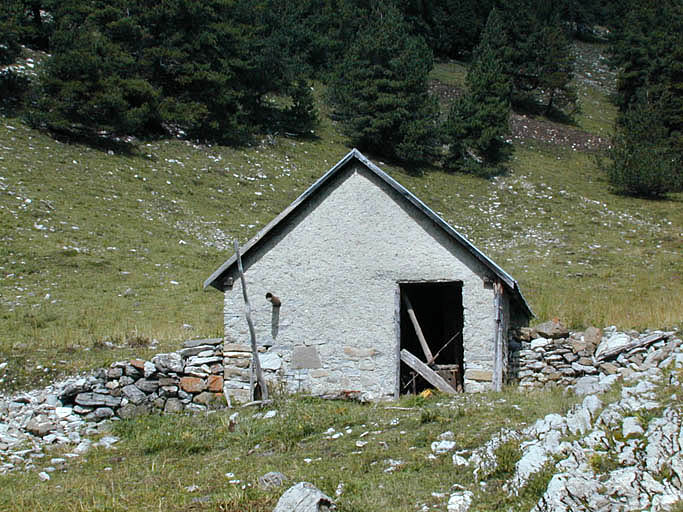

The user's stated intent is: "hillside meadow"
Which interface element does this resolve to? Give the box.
[0,40,682,512]
[0,43,681,395]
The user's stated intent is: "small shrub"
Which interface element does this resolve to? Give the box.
[669,501,683,512]
[419,408,439,424]
[126,333,150,348]
[589,452,620,475]
[490,440,522,479]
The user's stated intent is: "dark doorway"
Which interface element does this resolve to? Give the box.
[399,281,464,394]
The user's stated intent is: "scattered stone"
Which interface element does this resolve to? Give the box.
[273,482,336,512]
[622,417,644,439]
[258,471,286,490]
[432,440,456,454]
[447,490,473,512]
[533,320,569,340]
[509,443,549,494]
[98,436,119,449]
[26,418,55,438]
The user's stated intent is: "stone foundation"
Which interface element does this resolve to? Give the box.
[51,324,682,422]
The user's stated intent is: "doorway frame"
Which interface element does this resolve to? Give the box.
[394,279,465,398]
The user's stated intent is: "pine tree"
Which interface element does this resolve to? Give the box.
[29,0,305,143]
[495,0,575,115]
[32,1,162,137]
[0,2,22,66]
[444,8,512,174]
[604,0,683,197]
[604,96,682,198]
[327,1,439,163]
[610,0,683,153]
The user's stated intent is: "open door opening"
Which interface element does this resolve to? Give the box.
[399,281,464,394]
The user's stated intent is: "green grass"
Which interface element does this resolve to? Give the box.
[429,60,468,88]
[0,386,581,512]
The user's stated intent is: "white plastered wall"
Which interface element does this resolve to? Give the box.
[223,164,496,399]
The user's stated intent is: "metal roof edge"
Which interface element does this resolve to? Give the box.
[356,156,533,316]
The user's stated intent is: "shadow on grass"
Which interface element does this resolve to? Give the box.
[512,94,578,127]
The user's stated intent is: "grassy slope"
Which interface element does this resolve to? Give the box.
[0,386,593,512]
[0,40,682,512]
[1,43,682,392]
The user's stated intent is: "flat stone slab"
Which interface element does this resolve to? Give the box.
[292,346,321,369]
[186,356,223,366]
[122,384,147,405]
[152,353,184,373]
[75,392,121,408]
[183,338,222,348]
[595,333,631,360]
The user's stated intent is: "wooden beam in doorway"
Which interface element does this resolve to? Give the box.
[402,294,434,363]
[400,349,456,394]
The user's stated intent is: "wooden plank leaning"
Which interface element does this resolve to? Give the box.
[402,294,434,363]
[400,349,456,394]
[596,331,672,362]
[233,240,269,401]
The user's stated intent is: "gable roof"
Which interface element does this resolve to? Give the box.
[204,149,532,317]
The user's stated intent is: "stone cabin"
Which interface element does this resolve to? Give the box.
[205,149,532,401]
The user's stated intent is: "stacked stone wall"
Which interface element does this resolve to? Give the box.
[34,322,682,424]
[509,322,680,391]
[61,338,226,420]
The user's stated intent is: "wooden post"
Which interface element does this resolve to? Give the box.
[233,240,268,401]
[402,294,434,363]
[492,281,504,392]
[400,349,456,394]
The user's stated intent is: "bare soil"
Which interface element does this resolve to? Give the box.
[509,113,610,152]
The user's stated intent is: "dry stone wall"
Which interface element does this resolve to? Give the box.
[509,321,680,391]
[63,338,226,421]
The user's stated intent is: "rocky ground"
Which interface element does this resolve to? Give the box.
[446,332,683,512]
[508,113,609,152]
[2,330,682,511]
[269,338,682,512]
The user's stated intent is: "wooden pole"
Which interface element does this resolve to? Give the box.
[233,240,268,401]
[492,281,504,392]
[402,294,434,363]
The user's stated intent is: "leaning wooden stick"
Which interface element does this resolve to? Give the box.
[233,240,268,401]
[402,294,434,363]
[492,281,504,392]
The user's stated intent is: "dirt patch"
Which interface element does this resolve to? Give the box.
[430,78,611,153]
[509,113,610,152]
